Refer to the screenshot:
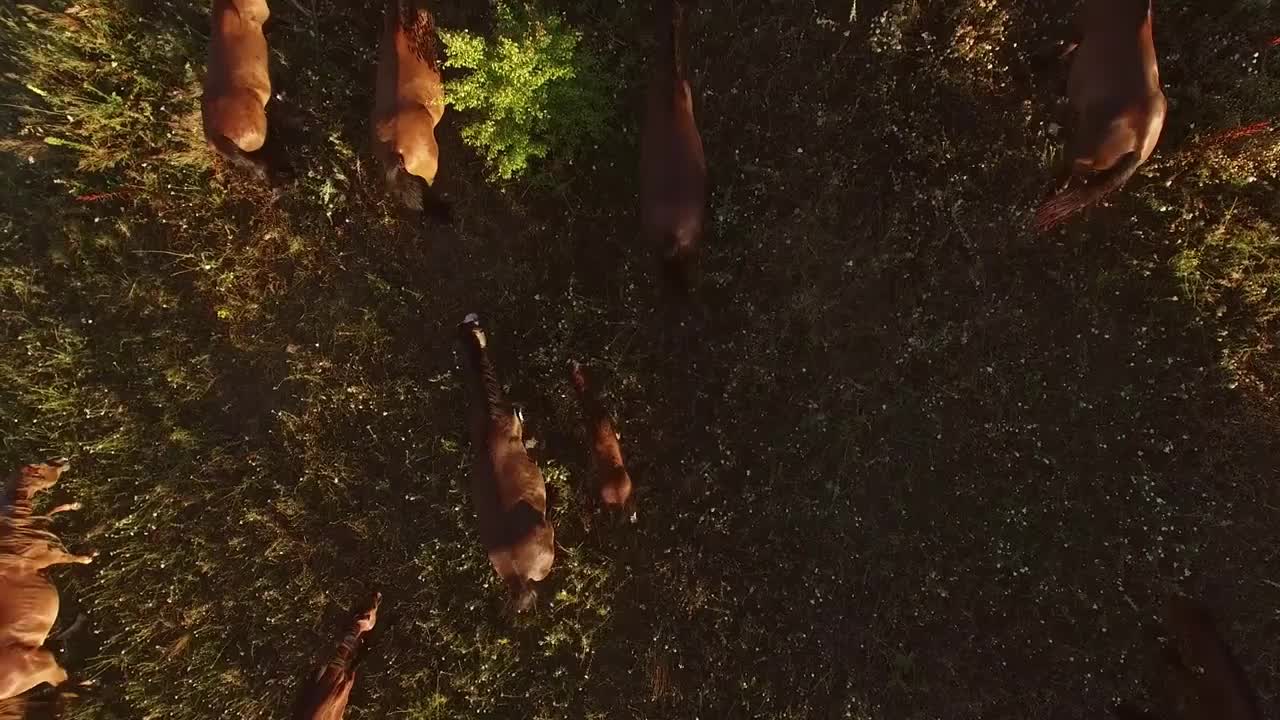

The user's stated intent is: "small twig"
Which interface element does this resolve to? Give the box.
[283,0,312,19]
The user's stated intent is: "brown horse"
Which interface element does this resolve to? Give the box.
[1035,0,1166,232]
[372,0,448,216]
[1114,595,1264,720]
[640,0,707,294]
[568,361,633,510]
[292,592,380,720]
[201,0,273,178]
[0,459,93,704]
[457,314,555,613]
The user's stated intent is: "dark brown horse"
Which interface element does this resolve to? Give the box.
[1035,0,1166,231]
[292,592,380,720]
[372,0,448,216]
[640,0,706,294]
[568,361,633,510]
[1114,595,1263,720]
[201,0,273,177]
[457,315,555,612]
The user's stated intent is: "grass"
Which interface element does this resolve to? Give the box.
[1,0,1278,718]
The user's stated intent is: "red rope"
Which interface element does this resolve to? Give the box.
[74,191,128,203]
[1199,120,1274,149]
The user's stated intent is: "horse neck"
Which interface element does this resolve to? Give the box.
[462,337,506,419]
[654,0,687,81]
[323,623,365,677]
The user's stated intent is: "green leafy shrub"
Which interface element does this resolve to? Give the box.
[440,2,613,181]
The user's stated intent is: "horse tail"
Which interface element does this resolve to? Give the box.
[1033,150,1143,232]
[208,133,271,181]
[386,156,453,222]
[660,238,697,298]
[386,156,424,211]
[505,576,537,615]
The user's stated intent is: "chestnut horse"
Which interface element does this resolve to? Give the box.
[293,592,380,720]
[568,361,633,510]
[372,0,448,216]
[1035,0,1166,231]
[0,459,93,705]
[1114,595,1263,720]
[201,0,273,177]
[457,314,555,613]
[640,0,706,294]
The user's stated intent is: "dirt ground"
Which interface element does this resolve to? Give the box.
[1,0,1278,718]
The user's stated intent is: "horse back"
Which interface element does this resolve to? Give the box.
[1067,0,1163,167]
[206,0,270,98]
[488,427,547,516]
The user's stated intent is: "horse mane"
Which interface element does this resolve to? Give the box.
[397,0,441,72]
[654,0,689,81]
[0,514,66,572]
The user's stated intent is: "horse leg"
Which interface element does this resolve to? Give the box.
[0,646,68,699]
[29,544,96,571]
[50,613,88,646]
